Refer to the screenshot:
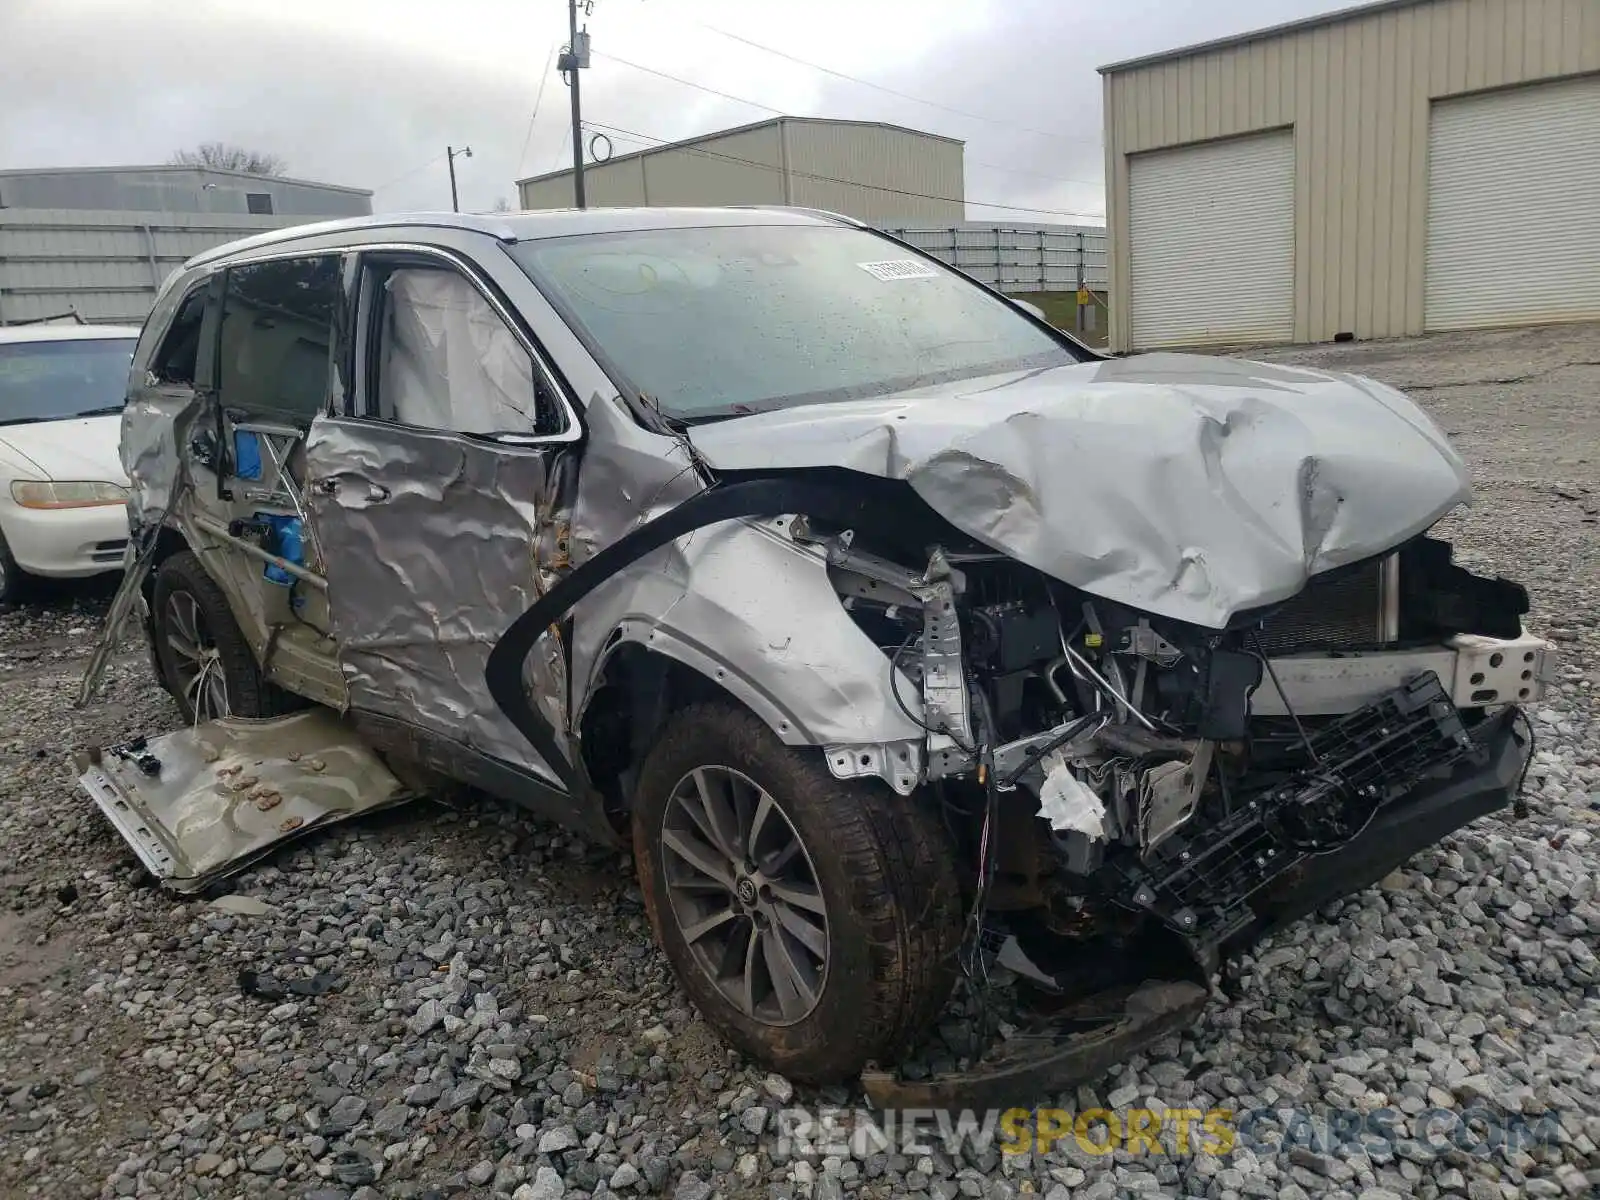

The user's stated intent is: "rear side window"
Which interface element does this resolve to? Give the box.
[150,284,209,386]
[218,255,341,422]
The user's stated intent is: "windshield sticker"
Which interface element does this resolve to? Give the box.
[856,259,940,282]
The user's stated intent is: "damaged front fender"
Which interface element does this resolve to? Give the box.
[578,515,924,749]
[485,476,932,794]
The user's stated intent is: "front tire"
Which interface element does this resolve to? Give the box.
[632,702,962,1083]
[151,551,300,722]
[0,529,24,605]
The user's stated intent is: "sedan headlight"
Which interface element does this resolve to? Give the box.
[10,480,129,509]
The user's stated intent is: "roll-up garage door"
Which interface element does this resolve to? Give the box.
[1425,75,1600,332]
[1128,130,1295,349]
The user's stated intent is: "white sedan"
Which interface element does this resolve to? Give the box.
[0,324,140,602]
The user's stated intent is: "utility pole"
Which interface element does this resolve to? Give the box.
[557,0,592,208]
[446,145,472,212]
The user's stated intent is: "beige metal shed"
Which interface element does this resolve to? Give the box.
[515,117,965,225]
[1099,0,1600,351]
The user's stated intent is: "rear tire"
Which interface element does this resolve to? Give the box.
[632,702,962,1083]
[151,551,301,722]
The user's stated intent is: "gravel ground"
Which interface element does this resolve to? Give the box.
[1,322,1597,1200]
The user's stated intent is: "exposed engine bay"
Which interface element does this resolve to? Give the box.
[810,514,1548,977]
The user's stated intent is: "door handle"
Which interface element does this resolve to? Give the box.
[315,477,390,503]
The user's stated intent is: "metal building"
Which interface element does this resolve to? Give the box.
[517,117,965,223]
[1099,0,1600,351]
[0,166,371,325]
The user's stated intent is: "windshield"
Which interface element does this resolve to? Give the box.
[510,225,1081,420]
[0,337,136,425]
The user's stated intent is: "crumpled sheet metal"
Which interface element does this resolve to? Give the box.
[79,358,208,705]
[562,388,923,748]
[117,274,201,530]
[120,389,199,531]
[76,709,408,893]
[573,518,927,747]
[686,352,1471,630]
[303,417,566,783]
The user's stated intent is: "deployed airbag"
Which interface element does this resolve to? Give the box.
[379,269,539,435]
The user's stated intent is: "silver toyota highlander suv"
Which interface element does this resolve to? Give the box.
[78,208,1551,1104]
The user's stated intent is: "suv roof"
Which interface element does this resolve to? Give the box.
[186,206,861,271]
[0,324,142,345]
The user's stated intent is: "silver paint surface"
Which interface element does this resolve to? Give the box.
[575,516,927,748]
[77,708,407,893]
[303,416,566,783]
[685,352,1471,630]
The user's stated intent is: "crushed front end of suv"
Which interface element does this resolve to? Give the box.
[77,208,1553,1103]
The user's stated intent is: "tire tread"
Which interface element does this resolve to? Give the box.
[633,701,962,1082]
[152,551,302,721]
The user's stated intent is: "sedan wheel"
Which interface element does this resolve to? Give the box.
[0,530,22,604]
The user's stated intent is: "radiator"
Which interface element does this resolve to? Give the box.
[1255,557,1394,654]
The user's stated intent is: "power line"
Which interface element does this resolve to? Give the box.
[371,152,449,195]
[595,51,775,118]
[516,42,561,177]
[549,124,573,174]
[697,22,1102,149]
[594,50,1104,192]
[579,117,1105,221]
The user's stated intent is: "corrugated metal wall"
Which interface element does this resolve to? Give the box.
[519,124,785,209]
[876,221,1108,292]
[636,125,788,207]
[785,122,963,223]
[1102,0,1600,350]
[0,168,370,217]
[0,210,286,324]
[517,119,963,223]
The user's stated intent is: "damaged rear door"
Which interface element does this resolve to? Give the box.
[302,245,587,823]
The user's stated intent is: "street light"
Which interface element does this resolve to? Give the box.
[446,145,473,212]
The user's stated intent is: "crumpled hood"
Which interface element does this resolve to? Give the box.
[0,415,128,485]
[686,352,1471,629]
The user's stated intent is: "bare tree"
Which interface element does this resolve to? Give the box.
[492,197,513,213]
[170,142,288,176]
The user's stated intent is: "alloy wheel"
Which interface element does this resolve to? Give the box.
[164,590,229,721]
[659,765,829,1026]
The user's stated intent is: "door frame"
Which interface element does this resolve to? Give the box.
[304,242,608,839]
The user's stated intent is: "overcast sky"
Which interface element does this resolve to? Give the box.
[1,0,1353,222]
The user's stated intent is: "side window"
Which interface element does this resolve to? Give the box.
[218,255,341,423]
[150,284,209,386]
[368,264,564,437]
